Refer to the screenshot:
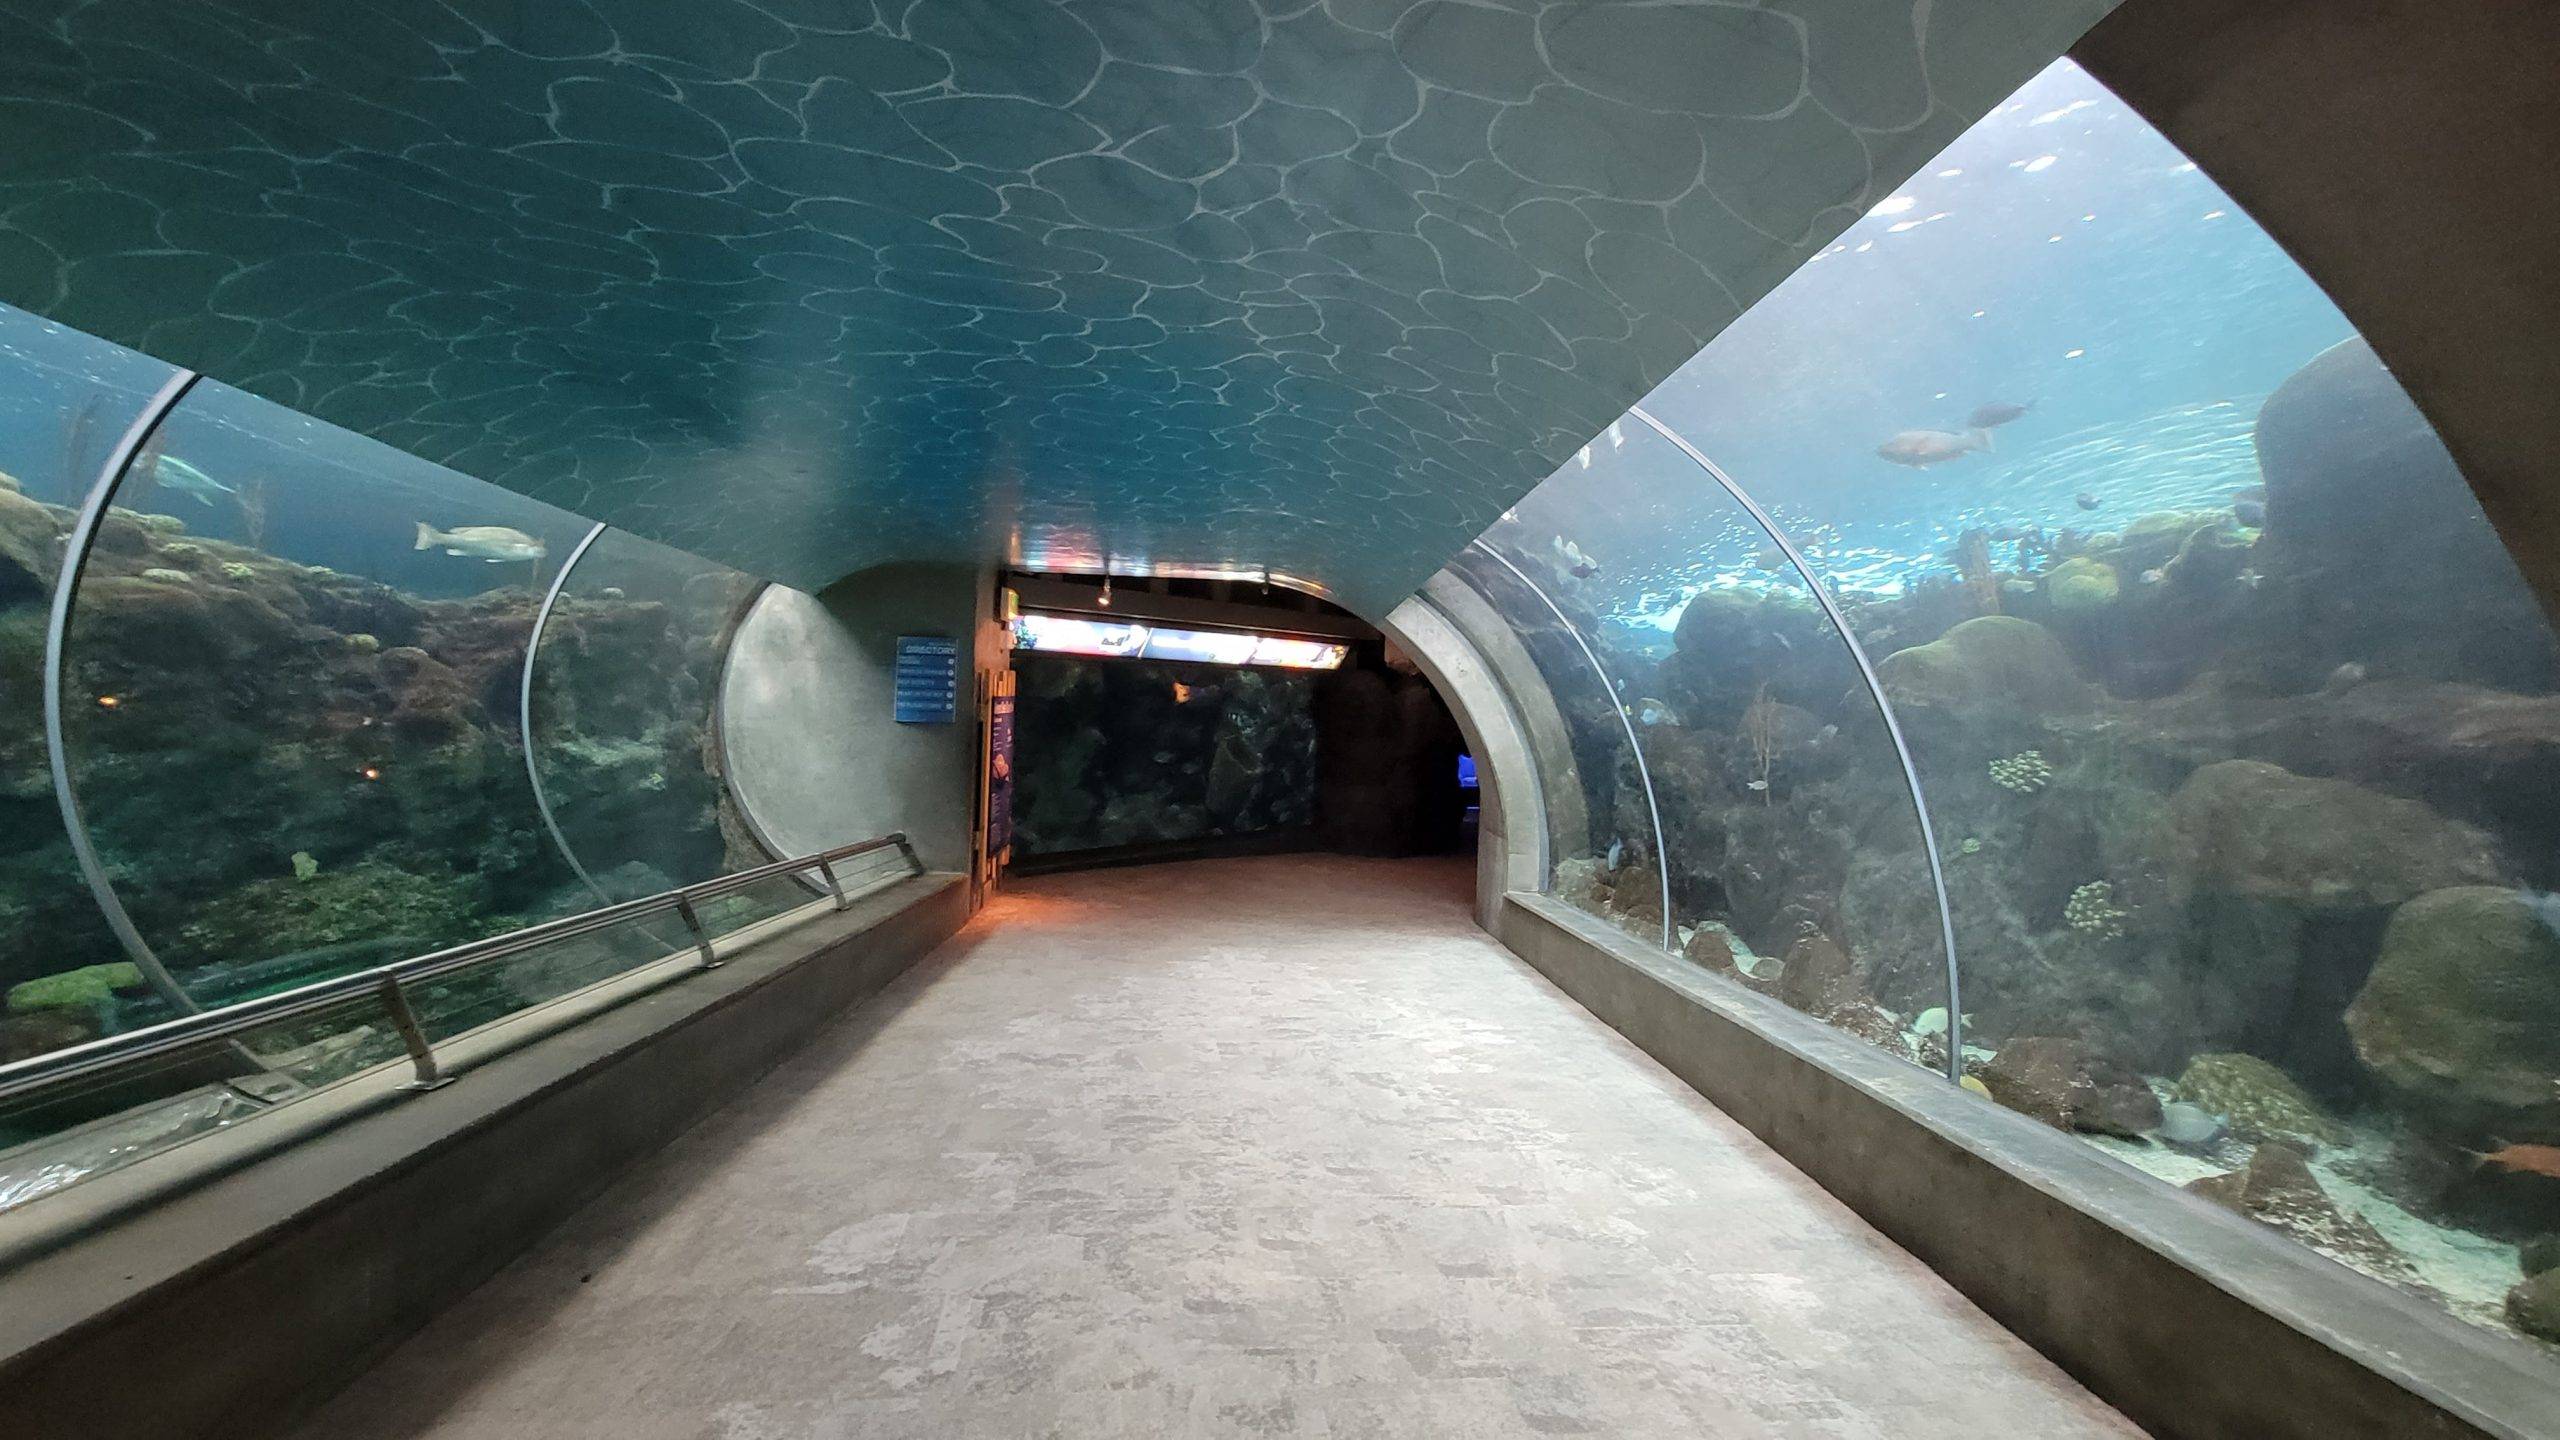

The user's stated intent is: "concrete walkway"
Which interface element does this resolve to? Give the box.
[292,855,2136,1439]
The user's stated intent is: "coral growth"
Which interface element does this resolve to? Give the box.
[1988,750,2053,794]
[2062,880,2127,939]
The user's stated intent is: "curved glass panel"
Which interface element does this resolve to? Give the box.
[1447,531,1663,948]
[54,377,596,1028]
[0,302,182,1064]
[1643,59,2560,1349]
[526,526,802,926]
[1464,419,1951,1067]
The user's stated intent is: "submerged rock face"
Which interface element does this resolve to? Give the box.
[2347,886,2560,1143]
[2254,337,2555,691]
[2164,760,2503,912]
[2185,1142,2416,1283]
[1875,616,2096,718]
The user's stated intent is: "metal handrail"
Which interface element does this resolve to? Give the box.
[0,833,922,1108]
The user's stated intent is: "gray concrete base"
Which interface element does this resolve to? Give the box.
[1493,892,2560,1440]
[0,873,969,1440]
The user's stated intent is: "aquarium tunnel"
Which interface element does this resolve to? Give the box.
[1,3,2557,1438]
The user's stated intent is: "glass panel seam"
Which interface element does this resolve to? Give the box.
[44,369,205,1017]
[1468,539,1673,952]
[1626,404,1966,1081]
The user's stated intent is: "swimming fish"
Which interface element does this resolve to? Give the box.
[2469,1142,2560,1181]
[2158,1102,2228,1150]
[148,455,237,506]
[2140,567,2166,585]
[1876,428,1990,468]
[2074,492,2102,511]
[414,522,547,562]
[1967,400,2034,429]
[1605,838,1625,871]
[1744,779,1769,792]
[1635,698,1681,726]
[1753,546,1790,572]
[1552,537,1600,579]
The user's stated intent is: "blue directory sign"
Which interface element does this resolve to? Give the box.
[893,635,958,724]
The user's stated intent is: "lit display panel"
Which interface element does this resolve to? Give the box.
[1011,613,1348,670]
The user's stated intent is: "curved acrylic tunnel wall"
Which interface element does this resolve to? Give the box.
[1450,58,2560,1361]
[0,302,889,1211]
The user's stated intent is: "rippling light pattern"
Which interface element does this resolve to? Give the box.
[0,1,2115,611]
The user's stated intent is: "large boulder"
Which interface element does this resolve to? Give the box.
[1875,616,2095,718]
[2184,1142,2415,1283]
[2164,760,2501,912]
[2253,337,2554,690]
[1979,1035,2162,1138]
[2346,886,2560,1142]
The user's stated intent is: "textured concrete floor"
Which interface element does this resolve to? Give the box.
[291,855,2136,1439]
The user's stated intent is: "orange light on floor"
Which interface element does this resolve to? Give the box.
[361,766,381,781]
[1171,681,1191,703]
[95,695,120,709]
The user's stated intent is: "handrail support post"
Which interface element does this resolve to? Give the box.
[675,896,719,968]
[815,857,849,910]
[893,835,923,874]
[375,975,450,1092]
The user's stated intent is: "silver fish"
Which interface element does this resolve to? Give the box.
[1635,698,1680,726]
[150,455,237,506]
[415,522,546,563]
[1876,428,1990,468]
[1967,400,2034,429]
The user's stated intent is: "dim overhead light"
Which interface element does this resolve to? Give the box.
[361,766,381,781]
[1097,574,1113,608]
[95,695,119,708]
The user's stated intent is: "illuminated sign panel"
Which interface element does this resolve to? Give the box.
[1010,613,1348,670]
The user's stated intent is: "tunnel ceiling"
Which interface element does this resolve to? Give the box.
[1,1,2112,613]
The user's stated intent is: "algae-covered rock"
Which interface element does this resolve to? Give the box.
[2523,1234,2560,1279]
[2045,557,2119,614]
[2346,886,2560,1142]
[1980,1035,2162,1138]
[2164,760,2502,912]
[1776,932,1857,1016]
[6,961,143,1014]
[1875,615,2096,716]
[174,862,488,967]
[2169,1051,2346,1148]
[2510,1270,2560,1343]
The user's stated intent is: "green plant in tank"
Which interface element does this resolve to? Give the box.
[345,632,380,653]
[2063,879,2127,938]
[221,561,258,581]
[291,850,320,882]
[1989,750,2053,794]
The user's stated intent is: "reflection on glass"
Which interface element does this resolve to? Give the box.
[1461,418,1949,1067]
[1635,59,2560,1350]
[0,304,183,1063]
[54,376,595,1044]
[1011,614,1149,657]
[0,987,403,1212]
[1008,612,1351,670]
[1143,627,1259,666]
[526,527,802,924]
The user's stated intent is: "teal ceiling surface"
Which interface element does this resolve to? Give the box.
[0,0,2113,613]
